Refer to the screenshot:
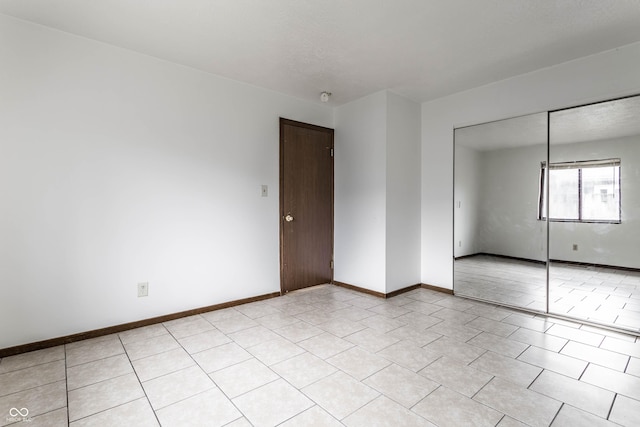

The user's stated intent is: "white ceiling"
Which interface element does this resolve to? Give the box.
[1,0,640,105]
[455,95,640,151]
[551,95,640,144]
[455,112,547,151]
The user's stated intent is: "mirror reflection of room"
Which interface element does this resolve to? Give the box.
[548,95,640,332]
[454,113,548,312]
[454,95,640,334]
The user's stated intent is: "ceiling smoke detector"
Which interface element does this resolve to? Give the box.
[320,91,332,103]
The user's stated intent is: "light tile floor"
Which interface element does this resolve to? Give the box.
[455,255,548,311]
[1,284,640,426]
[455,255,640,332]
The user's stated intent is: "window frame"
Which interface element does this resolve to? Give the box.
[538,158,621,224]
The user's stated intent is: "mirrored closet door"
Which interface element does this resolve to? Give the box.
[454,95,640,335]
[454,113,548,312]
[548,95,640,333]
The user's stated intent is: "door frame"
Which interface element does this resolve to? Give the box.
[279,118,335,294]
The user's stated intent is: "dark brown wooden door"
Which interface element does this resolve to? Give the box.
[280,118,334,293]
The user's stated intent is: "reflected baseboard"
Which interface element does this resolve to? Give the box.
[456,254,640,272]
[550,259,640,273]
[455,252,547,265]
[455,290,639,337]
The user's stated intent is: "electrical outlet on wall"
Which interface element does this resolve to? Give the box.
[138,282,149,297]
[572,244,578,251]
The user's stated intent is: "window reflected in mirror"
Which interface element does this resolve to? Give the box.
[539,159,621,223]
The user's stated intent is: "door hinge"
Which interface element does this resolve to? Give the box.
[330,260,334,269]
[330,148,334,157]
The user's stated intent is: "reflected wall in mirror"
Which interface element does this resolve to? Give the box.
[454,113,548,311]
[549,95,640,333]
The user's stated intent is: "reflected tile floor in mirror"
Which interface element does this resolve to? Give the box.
[455,254,640,333]
[550,262,640,331]
[2,284,640,426]
[455,255,547,311]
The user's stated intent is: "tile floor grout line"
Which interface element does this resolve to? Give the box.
[547,402,564,427]
[0,353,66,373]
[526,368,545,390]
[163,378,241,416]
[408,383,442,413]
[271,405,321,427]
[623,355,631,374]
[576,361,590,381]
[0,353,66,375]
[68,397,150,425]
[210,366,281,401]
[470,374,496,400]
[494,415,508,426]
[217,368,284,425]
[475,376,558,427]
[393,392,439,426]
[557,337,571,353]
[274,352,336,391]
[331,390,381,423]
[64,343,70,426]
[515,343,531,359]
[117,334,162,427]
[66,370,134,393]
[458,378,518,425]
[65,350,128,371]
[606,393,618,421]
[0,372,67,401]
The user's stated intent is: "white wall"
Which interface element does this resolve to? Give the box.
[0,15,333,349]
[477,144,547,262]
[453,145,481,257]
[422,41,640,289]
[334,92,387,293]
[334,91,421,294]
[385,92,421,292]
[455,143,547,262]
[550,136,640,268]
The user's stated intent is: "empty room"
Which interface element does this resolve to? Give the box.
[1,1,640,426]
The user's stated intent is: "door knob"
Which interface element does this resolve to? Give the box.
[285,214,294,222]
